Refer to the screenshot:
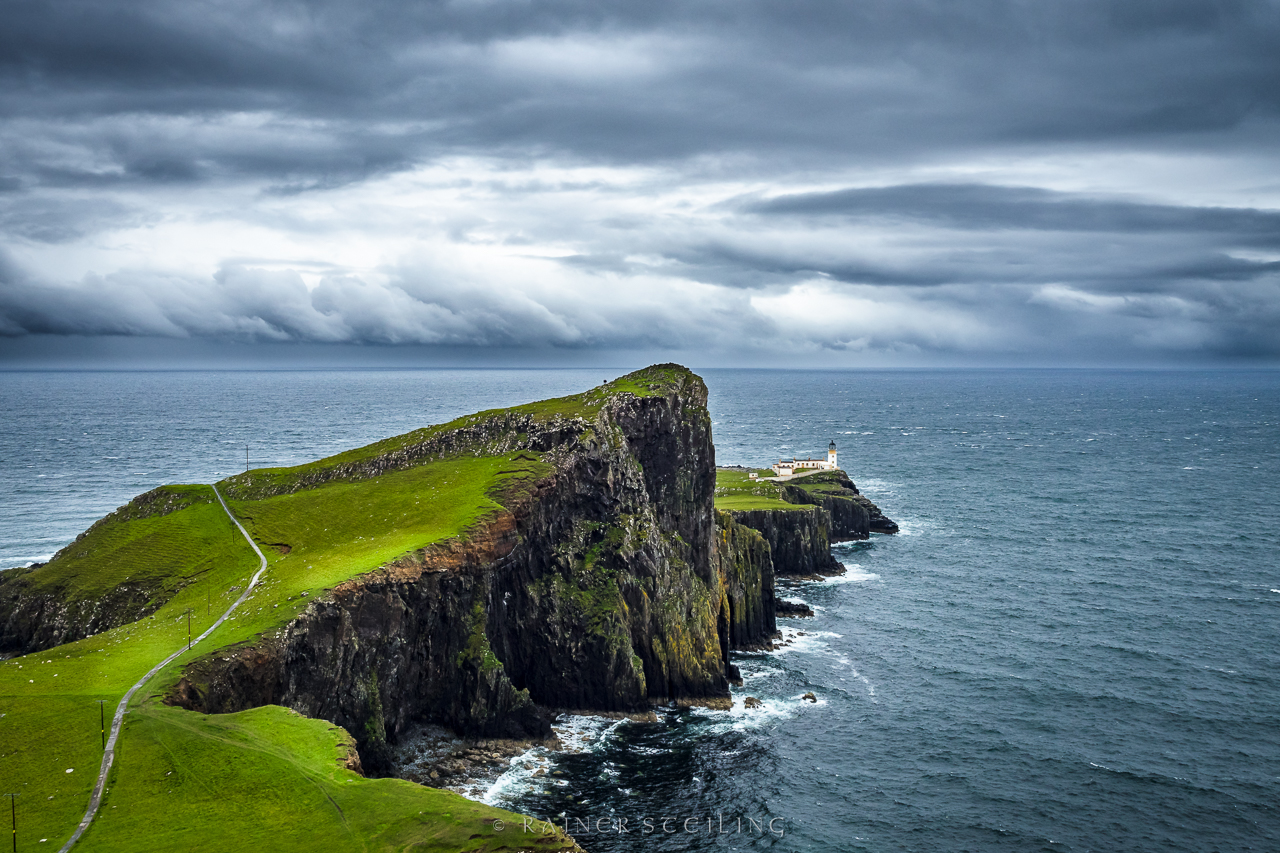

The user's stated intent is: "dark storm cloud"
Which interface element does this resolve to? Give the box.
[1,0,1280,364]
[3,0,1279,182]
[747,185,1280,246]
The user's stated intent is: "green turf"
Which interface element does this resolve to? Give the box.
[0,367,704,850]
[74,703,575,853]
[713,469,805,511]
[0,454,554,850]
[13,485,251,604]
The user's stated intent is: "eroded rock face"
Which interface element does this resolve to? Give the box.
[169,367,732,773]
[724,506,845,577]
[713,510,776,648]
[0,577,161,655]
[779,470,899,539]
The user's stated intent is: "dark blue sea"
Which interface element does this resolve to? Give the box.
[2,368,1278,852]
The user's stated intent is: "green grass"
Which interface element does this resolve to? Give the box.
[220,363,696,500]
[0,368,704,850]
[12,485,251,604]
[781,470,852,495]
[0,453,555,849]
[713,469,804,511]
[74,703,574,853]
[206,453,550,651]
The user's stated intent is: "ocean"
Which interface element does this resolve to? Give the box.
[2,368,1277,851]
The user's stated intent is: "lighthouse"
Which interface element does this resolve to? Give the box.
[827,440,837,470]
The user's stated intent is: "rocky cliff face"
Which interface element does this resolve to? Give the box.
[779,470,899,539]
[723,505,845,577]
[169,366,732,773]
[780,482,871,541]
[0,575,160,656]
[713,511,776,649]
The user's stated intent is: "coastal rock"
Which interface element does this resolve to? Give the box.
[168,365,732,772]
[780,470,898,539]
[724,506,844,577]
[775,599,815,618]
[713,510,776,648]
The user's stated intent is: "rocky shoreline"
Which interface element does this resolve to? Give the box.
[2,365,897,783]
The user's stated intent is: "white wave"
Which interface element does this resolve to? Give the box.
[480,746,555,805]
[768,626,842,656]
[889,516,941,537]
[689,690,829,733]
[738,665,784,681]
[822,563,881,584]
[480,714,628,806]
[1270,589,1280,594]
[855,477,897,493]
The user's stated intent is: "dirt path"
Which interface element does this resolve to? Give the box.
[58,484,268,852]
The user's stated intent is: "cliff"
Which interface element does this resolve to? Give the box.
[713,510,776,648]
[723,505,845,577]
[2,366,892,790]
[167,365,732,773]
[780,470,899,539]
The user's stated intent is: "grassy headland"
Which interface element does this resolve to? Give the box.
[0,365,708,851]
[713,468,807,511]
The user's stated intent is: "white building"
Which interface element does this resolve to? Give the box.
[772,441,838,476]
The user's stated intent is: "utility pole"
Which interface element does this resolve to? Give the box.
[186,608,193,650]
[7,793,16,853]
[245,444,249,472]
[98,699,106,749]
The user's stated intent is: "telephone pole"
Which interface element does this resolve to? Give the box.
[245,444,249,472]
[186,608,193,650]
[7,793,16,853]
[98,699,106,749]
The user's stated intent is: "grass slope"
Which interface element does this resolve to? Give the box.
[220,363,690,499]
[206,453,550,653]
[0,383,635,850]
[0,453,558,849]
[15,485,252,604]
[77,703,566,853]
[713,469,806,511]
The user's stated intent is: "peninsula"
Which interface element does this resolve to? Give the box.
[0,365,895,851]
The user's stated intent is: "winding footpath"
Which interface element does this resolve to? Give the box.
[58,484,268,852]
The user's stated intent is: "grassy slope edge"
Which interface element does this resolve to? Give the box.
[0,364,701,852]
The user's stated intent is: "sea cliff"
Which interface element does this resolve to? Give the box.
[164,365,734,771]
[0,365,896,784]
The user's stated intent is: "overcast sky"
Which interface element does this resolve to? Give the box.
[2,0,1279,368]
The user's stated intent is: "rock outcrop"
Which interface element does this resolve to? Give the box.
[713,510,776,649]
[0,573,161,656]
[169,365,732,773]
[722,505,844,577]
[781,470,899,539]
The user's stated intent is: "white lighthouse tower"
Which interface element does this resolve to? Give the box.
[827,440,838,470]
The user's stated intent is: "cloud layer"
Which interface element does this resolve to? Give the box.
[2,0,1279,364]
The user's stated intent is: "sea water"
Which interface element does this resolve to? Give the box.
[1,368,1277,851]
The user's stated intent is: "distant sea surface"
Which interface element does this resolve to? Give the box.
[2,368,1277,852]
